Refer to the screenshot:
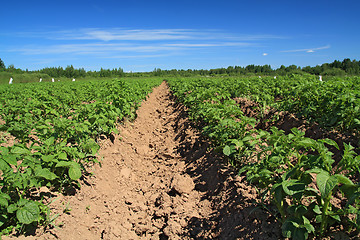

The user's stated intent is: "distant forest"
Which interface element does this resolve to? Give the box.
[0,58,359,78]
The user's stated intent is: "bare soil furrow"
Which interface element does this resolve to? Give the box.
[7,81,280,240]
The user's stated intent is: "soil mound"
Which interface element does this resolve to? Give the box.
[5,82,280,240]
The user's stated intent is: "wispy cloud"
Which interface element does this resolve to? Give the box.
[103,53,177,59]
[4,28,286,60]
[164,42,252,47]
[13,28,284,42]
[53,28,198,41]
[281,44,330,53]
[9,43,181,55]
[9,42,253,56]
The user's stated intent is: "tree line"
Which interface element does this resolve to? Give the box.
[0,60,125,79]
[0,58,359,78]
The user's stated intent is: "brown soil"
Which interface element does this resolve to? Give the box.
[0,130,16,149]
[0,132,15,147]
[4,82,281,240]
[0,118,17,148]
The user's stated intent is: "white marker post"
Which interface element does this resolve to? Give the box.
[319,75,322,82]
[9,78,13,84]
[39,78,42,82]
[52,78,55,82]
[72,78,75,82]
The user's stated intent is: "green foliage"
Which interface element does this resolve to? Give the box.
[0,77,162,236]
[0,58,5,71]
[168,76,360,239]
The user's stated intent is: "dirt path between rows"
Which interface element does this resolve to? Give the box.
[8,82,281,240]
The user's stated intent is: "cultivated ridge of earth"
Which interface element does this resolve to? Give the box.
[7,81,280,240]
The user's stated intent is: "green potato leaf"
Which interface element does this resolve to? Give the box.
[55,161,72,168]
[223,145,231,156]
[0,193,11,207]
[11,146,30,155]
[316,171,338,199]
[282,179,306,196]
[69,162,82,180]
[16,201,40,224]
[35,168,58,180]
[58,152,67,160]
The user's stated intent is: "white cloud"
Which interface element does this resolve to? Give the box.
[49,28,204,41]
[17,28,285,43]
[227,34,287,41]
[9,43,180,55]
[262,53,268,56]
[281,45,330,53]
[164,42,251,47]
[6,28,286,60]
[103,53,176,59]
[9,42,246,56]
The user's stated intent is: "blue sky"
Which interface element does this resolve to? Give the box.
[0,0,359,72]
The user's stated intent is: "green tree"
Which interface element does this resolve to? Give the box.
[321,68,346,76]
[0,58,5,71]
[99,68,111,77]
[64,65,75,78]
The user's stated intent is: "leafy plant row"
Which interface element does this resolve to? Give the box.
[0,78,162,235]
[167,77,360,239]
[188,75,360,137]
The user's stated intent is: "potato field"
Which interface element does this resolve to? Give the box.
[0,76,359,239]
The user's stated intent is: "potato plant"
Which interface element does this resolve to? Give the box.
[0,78,162,235]
[168,76,360,239]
